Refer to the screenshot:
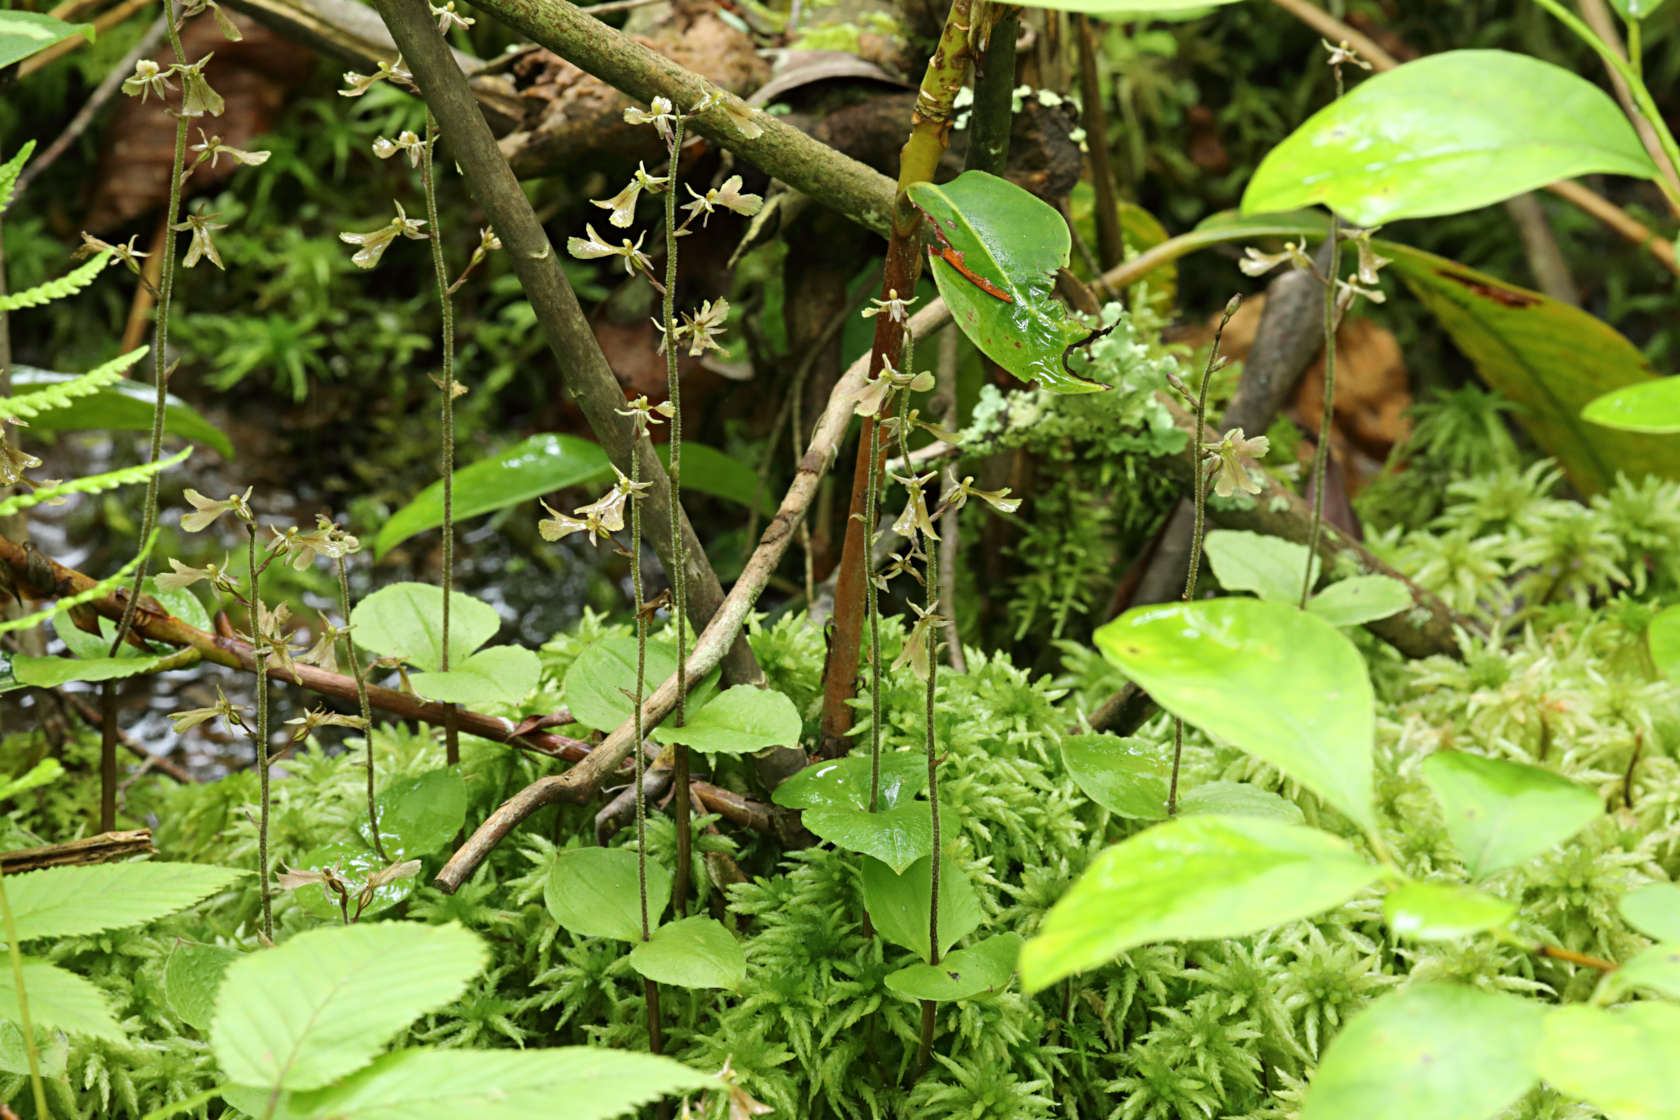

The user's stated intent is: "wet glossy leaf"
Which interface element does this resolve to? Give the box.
[1620,882,1680,941]
[351,582,499,672]
[1302,984,1542,1120]
[771,751,926,812]
[803,802,932,872]
[1595,942,1680,1003]
[1176,781,1304,823]
[1306,576,1413,628]
[55,579,211,662]
[1244,51,1656,225]
[0,10,92,69]
[1537,1002,1680,1120]
[1383,881,1516,941]
[543,848,670,943]
[907,171,1104,393]
[361,767,468,860]
[658,685,801,755]
[627,916,746,990]
[1060,734,1168,819]
[1649,606,1680,682]
[164,941,240,1032]
[860,855,983,963]
[1203,529,1317,604]
[1420,752,1600,879]
[1583,378,1680,435]
[10,366,234,459]
[1095,598,1377,831]
[1019,814,1378,991]
[411,645,540,707]
[884,932,1021,1002]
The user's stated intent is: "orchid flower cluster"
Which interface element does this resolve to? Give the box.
[1238,224,1390,313]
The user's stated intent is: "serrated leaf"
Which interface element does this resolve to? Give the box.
[411,644,540,706]
[0,11,92,69]
[804,803,932,872]
[1244,51,1657,225]
[0,447,189,519]
[1019,814,1379,991]
[1095,598,1377,831]
[0,251,111,313]
[1307,576,1413,627]
[658,685,801,755]
[1302,984,1542,1120]
[544,848,670,942]
[1383,881,1516,941]
[287,1046,714,1120]
[884,932,1021,1002]
[1420,752,1600,879]
[627,916,745,989]
[164,941,240,1032]
[771,751,926,812]
[1537,1002,1680,1120]
[0,862,244,944]
[1620,882,1680,941]
[859,855,982,963]
[0,347,145,422]
[1060,734,1168,819]
[907,171,1105,393]
[211,922,487,1093]
[0,958,121,1041]
[350,582,500,672]
[1203,529,1317,603]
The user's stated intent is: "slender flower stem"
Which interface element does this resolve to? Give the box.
[337,554,386,862]
[663,115,692,917]
[1301,218,1341,609]
[247,524,272,940]
[864,411,884,814]
[419,112,460,766]
[628,417,662,1054]
[0,869,47,1117]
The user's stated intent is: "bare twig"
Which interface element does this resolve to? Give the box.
[0,830,153,875]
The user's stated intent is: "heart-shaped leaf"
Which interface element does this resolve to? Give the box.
[884,932,1021,1002]
[771,751,927,812]
[543,848,671,943]
[1203,529,1318,604]
[411,645,540,706]
[627,916,746,990]
[860,855,983,963]
[360,767,468,860]
[1420,752,1600,879]
[1060,734,1169,819]
[351,583,500,672]
[1307,576,1413,628]
[657,685,801,755]
[804,803,933,872]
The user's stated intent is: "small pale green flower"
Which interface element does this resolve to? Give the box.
[170,686,245,733]
[155,557,225,592]
[680,175,763,227]
[1204,428,1271,499]
[566,223,652,276]
[339,201,428,270]
[371,130,425,168]
[623,96,676,144]
[172,211,228,269]
[431,1,474,31]
[121,59,173,102]
[180,487,251,532]
[76,232,148,278]
[174,56,225,117]
[190,130,270,170]
[340,55,413,98]
[1238,239,1312,278]
[592,162,669,229]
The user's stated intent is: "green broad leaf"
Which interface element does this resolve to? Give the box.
[211,921,488,1094]
[1094,598,1377,832]
[803,802,933,872]
[884,932,1022,1002]
[906,171,1105,393]
[1537,1002,1680,1120]
[55,578,211,662]
[1620,882,1680,941]
[627,916,746,989]
[0,758,63,803]
[287,1046,715,1120]
[1243,51,1656,226]
[1006,0,1245,11]
[1301,984,1542,1120]
[373,435,769,558]
[1203,529,1318,604]
[1650,605,1680,681]
[12,652,172,687]
[771,751,926,812]
[361,767,468,860]
[1383,881,1516,942]
[1019,814,1379,991]
[1595,942,1680,1003]
[290,838,418,922]
[657,685,801,755]
[1611,0,1668,18]
[543,848,671,943]
[10,366,235,459]
[1060,734,1169,819]
[1176,781,1305,823]
[0,958,121,1041]
[860,855,984,963]
[1583,378,1680,435]
[0,1020,67,1079]
[0,10,92,69]
[1307,576,1413,628]
[411,644,540,706]
[0,862,244,943]
[164,941,240,1032]
[1420,752,1600,879]
[350,582,500,672]
[562,636,710,737]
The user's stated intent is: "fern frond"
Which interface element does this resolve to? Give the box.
[0,446,188,518]
[0,250,110,312]
[0,141,35,218]
[0,528,157,634]
[0,346,147,422]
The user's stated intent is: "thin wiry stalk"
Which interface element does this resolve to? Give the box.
[1300,217,1341,609]
[419,112,460,766]
[864,411,884,813]
[663,115,692,916]
[0,870,47,1116]
[247,524,272,940]
[628,419,662,1054]
[1170,297,1240,815]
[337,554,386,862]
[111,0,189,656]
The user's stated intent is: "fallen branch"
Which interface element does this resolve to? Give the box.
[0,829,153,874]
